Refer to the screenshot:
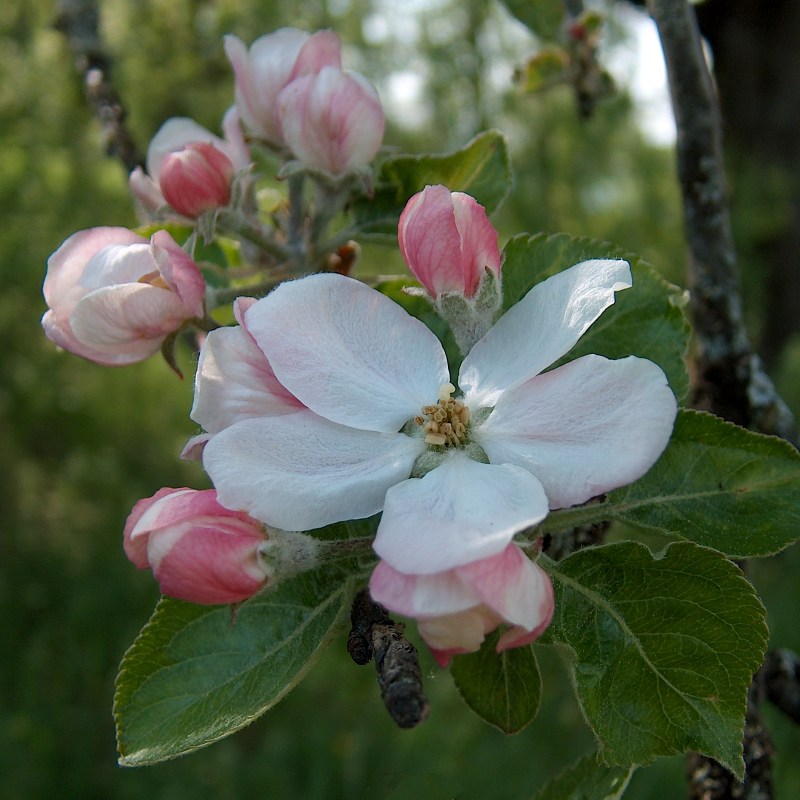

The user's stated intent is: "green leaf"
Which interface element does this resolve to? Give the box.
[531,752,636,800]
[501,233,690,400]
[450,630,542,734]
[608,410,800,557]
[500,0,564,40]
[540,541,767,776]
[352,130,510,238]
[115,560,361,765]
[517,48,572,93]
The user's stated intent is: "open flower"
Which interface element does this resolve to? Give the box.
[42,227,205,365]
[124,487,270,604]
[370,544,554,665]
[225,29,342,145]
[201,265,677,576]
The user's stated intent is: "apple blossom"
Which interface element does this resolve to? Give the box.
[124,487,270,604]
[399,185,501,299]
[200,265,677,578]
[370,544,554,666]
[41,227,205,365]
[129,109,249,216]
[277,66,385,174]
[224,29,342,144]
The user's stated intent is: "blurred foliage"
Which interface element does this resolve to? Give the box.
[1,0,797,798]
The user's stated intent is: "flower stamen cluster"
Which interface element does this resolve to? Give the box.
[415,382,471,447]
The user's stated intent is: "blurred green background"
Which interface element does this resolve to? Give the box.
[2,0,798,797]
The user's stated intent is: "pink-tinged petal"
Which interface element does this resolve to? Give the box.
[459,259,632,409]
[145,117,227,180]
[180,433,210,461]
[457,546,554,634]
[123,487,184,568]
[476,354,677,509]
[290,30,342,78]
[245,274,448,432]
[451,192,501,292]
[225,29,313,143]
[203,411,424,530]
[69,283,188,358]
[130,487,253,535]
[151,231,205,317]
[221,106,251,171]
[369,561,479,618]
[129,167,166,212]
[43,227,146,314]
[278,67,384,173]
[150,522,267,604]
[373,453,549,575]
[419,608,500,667]
[191,324,302,435]
[78,243,157,289]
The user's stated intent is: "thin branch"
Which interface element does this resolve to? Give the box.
[54,0,143,173]
[648,0,796,445]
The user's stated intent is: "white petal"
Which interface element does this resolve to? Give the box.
[244,274,449,432]
[203,411,423,530]
[191,325,301,435]
[459,259,631,408]
[373,452,549,575]
[475,354,677,509]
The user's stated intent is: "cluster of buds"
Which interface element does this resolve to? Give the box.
[41,24,564,669]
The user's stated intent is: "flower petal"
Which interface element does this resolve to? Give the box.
[245,273,448,432]
[373,452,549,574]
[369,560,479,617]
[191,324,302,435]
[475,354,677,509]
[457,545,554,634]
[203,411,424,530]
[459,259,632,408]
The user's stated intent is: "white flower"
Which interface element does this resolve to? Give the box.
[200,264,676,574]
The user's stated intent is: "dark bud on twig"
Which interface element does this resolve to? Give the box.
[346,588,430,728]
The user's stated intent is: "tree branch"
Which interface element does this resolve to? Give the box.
[54,0,143,173]
[648,0,797,444]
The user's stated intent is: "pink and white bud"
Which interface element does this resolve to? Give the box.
[370,543,554,667]
[398,185,501,298]
[41,227,205,365]
[130,115,249,217]
[277,66,385,174]
[159,142,234,217]
[123,487,270,605]
[225,29,342,144]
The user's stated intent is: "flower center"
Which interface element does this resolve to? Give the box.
[414,382,471,447]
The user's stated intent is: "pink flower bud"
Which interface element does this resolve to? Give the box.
[42,228,205,365]
[370,544,553,667]
[277,66,385,174]
[159,142,234,217]
[225,29,342,144]
[124,488,269,605]
[130,115,249,217]
[398,185,501,298]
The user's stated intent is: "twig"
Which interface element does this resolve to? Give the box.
[347,588,429,729]
[54,0,143,174]
[762,649,800,725]
[648,0,796,445]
